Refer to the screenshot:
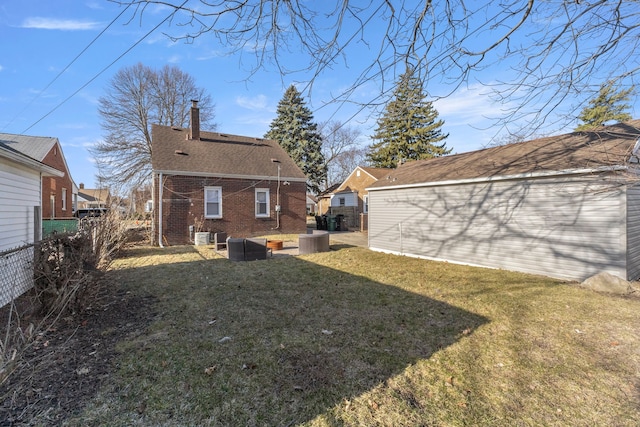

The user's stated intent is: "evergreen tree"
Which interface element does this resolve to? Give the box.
[368,68,451,168]
[575,82,634,131]
[265,85,326,193]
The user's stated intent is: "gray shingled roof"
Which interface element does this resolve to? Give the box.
[370,120,640,189]
[151,125,307,181]
[0,133,58,162]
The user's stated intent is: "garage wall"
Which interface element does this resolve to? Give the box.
[0,157,40,251]
[368,176,627,282]
[626,184,640,280]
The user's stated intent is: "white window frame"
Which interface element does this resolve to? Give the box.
[339,197,345,206]
[363,195,369,214]
[255,188,270,218]
[204,186,222,218]
[62,188,67,211]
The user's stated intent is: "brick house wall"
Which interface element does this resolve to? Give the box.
[41,143,73,219]
[317,196,331,215]
[153,175,307,245]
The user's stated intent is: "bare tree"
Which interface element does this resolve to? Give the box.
[319,121,366,188]
[116,1,639,136]
[91,63,215,191]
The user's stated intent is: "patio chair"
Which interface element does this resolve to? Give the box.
[213,232,227,250]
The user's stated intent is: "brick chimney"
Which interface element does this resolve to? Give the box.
[79,183,85,189]
[190,100,200,140]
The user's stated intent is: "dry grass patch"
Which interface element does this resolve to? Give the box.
[67,245,640,426]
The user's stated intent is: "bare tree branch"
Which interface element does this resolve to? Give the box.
[91,63,215,192]
[114,1,640,136]
[319,120,365,187]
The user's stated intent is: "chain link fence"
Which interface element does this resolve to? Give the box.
[0,244,35,308]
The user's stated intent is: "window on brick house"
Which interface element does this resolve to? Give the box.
[62,188,67,211]
[255,188,270,217]
[204,186,222,218]
[363,195,369,214]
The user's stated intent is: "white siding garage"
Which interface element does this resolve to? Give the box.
[369,175,637,281]
[367,120,640,282]
[0,141,63,307]
[0,156,42,250]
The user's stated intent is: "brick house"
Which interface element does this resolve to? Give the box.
[326,166,391,230]
[151,102,308,246]
[0,133,75,219]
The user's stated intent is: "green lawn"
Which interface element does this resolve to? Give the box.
[69,243,640,426]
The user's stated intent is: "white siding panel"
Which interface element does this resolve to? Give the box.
[0,157,40,251]
[330,192,358,207]
[369,177,626,282]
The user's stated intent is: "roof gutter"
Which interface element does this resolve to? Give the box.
[154,169,307,183]
[367,165,632,192]
[0,146,64,177]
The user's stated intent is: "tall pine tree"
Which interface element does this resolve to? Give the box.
[368,68,450,168]
[575,81,634,131]
[265,85,326,193]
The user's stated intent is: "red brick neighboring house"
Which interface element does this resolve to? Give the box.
[0,133,75,219]
[151,103,308,245]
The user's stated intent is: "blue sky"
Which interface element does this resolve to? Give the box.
[1,1,638,188]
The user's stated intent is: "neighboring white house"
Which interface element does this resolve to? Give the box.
[0,139,63,307]
[367,120,640,282]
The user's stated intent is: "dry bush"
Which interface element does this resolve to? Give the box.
[0,209,134,389]
[33,232,98,316]
[35,209,131,314]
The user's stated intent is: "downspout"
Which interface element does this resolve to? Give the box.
[271,159,281,229]
[158,172,164,248]
[276,164,281,229]
[36,172,43,243]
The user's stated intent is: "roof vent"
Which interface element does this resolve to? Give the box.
[175,150,188,156]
